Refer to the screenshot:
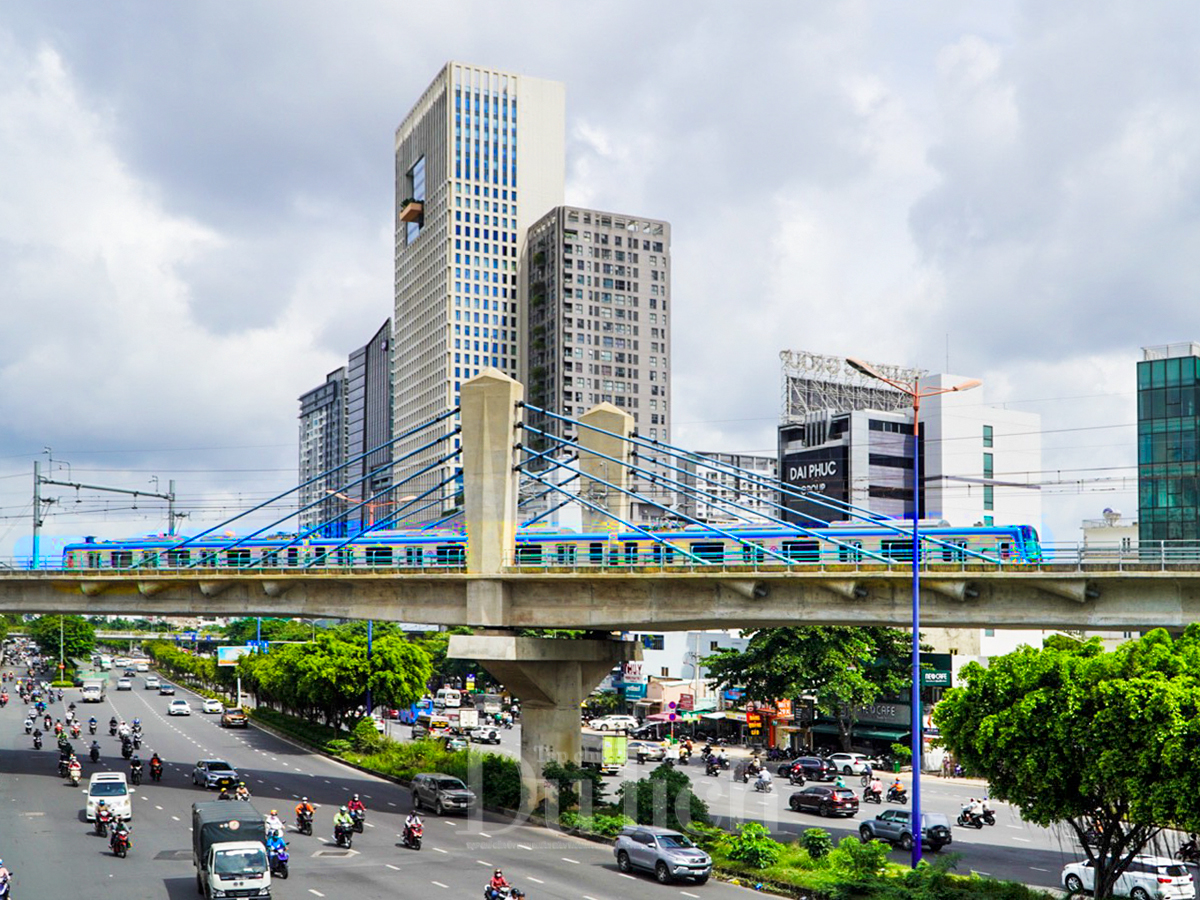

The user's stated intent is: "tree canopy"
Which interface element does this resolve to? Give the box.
[28,614,95,664]
[934,628,1200,899]
[703,626,912,750]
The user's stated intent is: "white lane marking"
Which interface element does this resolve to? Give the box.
[309,891,325,898]
[1031,867,1050,872]
[477,831,490,837]
[434,847,449,854]
[620,874,636,880]
[527,877,544,884]
[1012,837,1032,843]
[155,805,163,810]
[386,864,401,870]
[1006,824,1023,829]
[681,893,700,899]
[431,881,448,889]
[518,844,532,851]
[584,895,601,900]
[171,815,180,821]
[562,857,580,864]
[476,860,491,866]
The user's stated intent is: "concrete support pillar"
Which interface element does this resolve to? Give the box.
[449,634,640,807]
[460,369,523,576]
[577,403,635,532]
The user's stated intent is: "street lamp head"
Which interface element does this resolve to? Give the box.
[949,378,982,393]
[846,357,886,381]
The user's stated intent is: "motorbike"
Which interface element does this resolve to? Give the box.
[269,845,289,879]
[69,768,81,787]
[109,722,118,736]
[484,885,526,900]
[1177,841,1200,864]
[402,821,424,851]
[70,724,80,739]
[110,828,131,858]
[886,786,908,804]
[862,787,882,804]
[95,810,112,837]
[0,873,9,898]
[23,721,31,735]
[982,809,996,826]
[89,745,101,763]
[88,721,97,735]
[149,761,163,783]
[753,779,773,793]
[32,734,42,750]
[296,809,314,836]
[705,760,721,777]
[130,766,142,786]
[956,809,985,829]
[132,734,141,750]
[334,822,354,849]
[765,747,787,761]
[350,808,365,833]
[121,742,133,761]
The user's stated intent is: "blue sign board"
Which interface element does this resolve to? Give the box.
[722,689,744,702]
[624,682,647,701]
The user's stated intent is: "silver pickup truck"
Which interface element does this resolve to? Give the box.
[859,810,953,852]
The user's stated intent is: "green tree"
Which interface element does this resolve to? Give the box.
[617,763,710,832]
[223,617,320,643]
[703,627,912,750]
[933,628,1200,899]
[28,615,95,666]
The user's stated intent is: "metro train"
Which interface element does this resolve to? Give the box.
[61,522,1040,570]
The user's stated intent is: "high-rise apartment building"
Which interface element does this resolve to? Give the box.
[393,62,565,511]
[523,206,672,520]
[297,321,394,533]
[678,453,776,524]
[1137,343,1200,544]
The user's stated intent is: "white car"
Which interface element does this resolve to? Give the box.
[144,676,160,690]
[85,772,132,821]
[115,678,133,691]
[202,698,224,714]
[828,752,874,775]
[167,698,192,716]
[627,740,669,761]
[1062,856,1194,900]
[135,663,149,672]
[589,715,640,732]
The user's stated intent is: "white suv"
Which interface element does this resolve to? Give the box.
[589,715,639,732]
[1062,856,1194,900]
[86,772,132,821]
[828,752,874,775]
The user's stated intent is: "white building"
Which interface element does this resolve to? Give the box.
[393,62,565,513]
[625,629,748,711]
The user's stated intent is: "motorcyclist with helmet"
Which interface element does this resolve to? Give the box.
[347,793,366,830]
[264,809,285,836]
[68,754,82,784]
[235,781,251,801]
[129,754,143,785]
[333,806,354,845]
[149,752,163,781]
[295,797,315,832]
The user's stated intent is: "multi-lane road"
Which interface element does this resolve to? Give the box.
[0,673,750,899]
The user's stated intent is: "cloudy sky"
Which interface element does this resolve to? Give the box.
[2,1,1197,560]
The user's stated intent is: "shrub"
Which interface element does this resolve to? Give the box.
[542,760,603,811]
[827,835,890,878]
[326,739,352,754]
[802,827,834,860]
[352,717,383,752]
[616,763,710,831]
[726,822,782,869]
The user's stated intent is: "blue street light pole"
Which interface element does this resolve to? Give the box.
[366,619,373,717]
[847,359,980,869]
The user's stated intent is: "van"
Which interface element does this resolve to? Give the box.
[434,687,462,709]
[86,772,132,821]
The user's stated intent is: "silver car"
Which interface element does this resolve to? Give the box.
[614,826,711,885]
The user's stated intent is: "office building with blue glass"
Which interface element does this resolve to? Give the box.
[1137,343,1200,545]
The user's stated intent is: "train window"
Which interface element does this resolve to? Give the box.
[367,547,393,566]
[741,542,766,563]
[405,546,423,567]
[436,544,465,567]
[998,541,1012,560]
[837,540,862,563]
[652,542,676,564]
[882,540,915,562]
[311,548,326,566]
[588,542,604,565]
[286,547,299,567]
[689,541,726,563]
[783,540,820,563]
[199,551,218,568]
[87,551,101,568]
[226,549,251,567]
[337,547,354,566]
[140,551,159,567]
[516,544,543,565]
[262,550,279,567]
[941,540,967,563]
[624,541,639,565]
[111,551,132,568]
[555,543,577,565]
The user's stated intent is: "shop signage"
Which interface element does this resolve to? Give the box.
[722,688,744,702]
[623,661,646,684]
[922,669,951,687]
[624,682,647,700]
[678,693,694,711]
[775,699,793,718]
[746,711,763,737]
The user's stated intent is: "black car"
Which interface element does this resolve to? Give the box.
[789,785,860,818]
[779,756,837,782]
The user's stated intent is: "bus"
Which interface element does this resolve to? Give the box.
[412,712,452,740]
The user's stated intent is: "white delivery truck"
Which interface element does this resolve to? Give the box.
[81,678,106,702]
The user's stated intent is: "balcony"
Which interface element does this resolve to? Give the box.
[398,198,424,224]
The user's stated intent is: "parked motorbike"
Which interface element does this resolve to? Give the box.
[269,845,289,879]
[402,821,424,851]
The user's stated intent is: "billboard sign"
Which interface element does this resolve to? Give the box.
[624,682,647,701]
[678,693,694,711]
[217,646,252,668]
[623,662,645,684]
[782,445,849,525]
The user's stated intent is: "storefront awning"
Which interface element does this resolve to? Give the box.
[700,712,726,720]
[811,724,910,741]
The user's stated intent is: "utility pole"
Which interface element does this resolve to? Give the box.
[32,461,41,570]
[366,620,374,717]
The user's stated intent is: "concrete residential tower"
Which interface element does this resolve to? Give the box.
[524,206,672,521]
[393,62,565,513]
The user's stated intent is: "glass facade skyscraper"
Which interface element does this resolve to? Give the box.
[1137,343,1200,544]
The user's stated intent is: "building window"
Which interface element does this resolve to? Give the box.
[983,515,994,526]
[983,484,994,510]
[660,667,670,678]
[983,425,993,448]
[983,453,994,479]
[984,628,995,637]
